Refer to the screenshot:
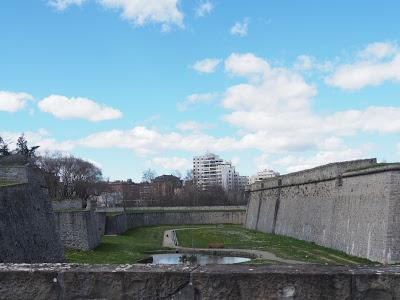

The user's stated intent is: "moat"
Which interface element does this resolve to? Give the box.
[149,253,251,265]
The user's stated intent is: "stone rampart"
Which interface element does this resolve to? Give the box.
[0,164,29,184]
[105,210,245,235]
[0,165,64,263]
[105,213,128,235]
[1,264,400,299]
[54,210,102,250]
[96,212,106,236]
[245,159,400,263]
[52,199,83,211]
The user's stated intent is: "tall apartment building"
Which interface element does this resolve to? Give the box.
[193,153,247,191]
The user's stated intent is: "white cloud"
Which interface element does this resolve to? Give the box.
[192,58,221,73]
[359,42,397,59]
[177,92,218,111]
[326,42,400,90]
[254,153,271,172]
[195,1,213,17]
[230,18,249,37]
[223,53,316,112]
[79,126,238,155]
[149,156,191,171]
[77,125,318,156]
[294,55,314,71]
[48,0,85,11]
[274,138,369,173]
[99,0,184,29]
[0,91,34,112]
[218,51,400,165]
[38,95,122,121]
[325,106,400,135]
[176,121,212,132]
[224,53,270,82]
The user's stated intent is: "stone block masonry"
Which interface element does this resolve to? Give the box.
[54,210,102,251]
[105,210,245,235]
[0,165,64,263]
[52,199,83,211]
[0,164,29,184]
[245,159,400,264]
[1,264,400,299]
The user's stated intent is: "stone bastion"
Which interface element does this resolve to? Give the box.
[245,158,400,264]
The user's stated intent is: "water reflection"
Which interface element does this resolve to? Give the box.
[151,253,251,265]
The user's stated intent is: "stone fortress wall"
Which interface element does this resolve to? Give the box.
[52,199,83,211]
[245,158,400,263]
[53,198,106,251]
[53,210,105,251]
[0,163,64,263]
[105,209,246,235]
[0,164,29,184]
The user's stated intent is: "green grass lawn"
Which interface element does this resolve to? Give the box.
[65,224,376,265]
[175,225,375,265]
[65,225,183,264]
[106,208,245,217]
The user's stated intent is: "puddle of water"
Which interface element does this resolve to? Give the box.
[150,253,251,265]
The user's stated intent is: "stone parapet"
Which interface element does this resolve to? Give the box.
[1,264,400,299]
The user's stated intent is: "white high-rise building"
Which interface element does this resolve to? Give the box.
[217,162,236,191]
[193,153,223,190]
[193,153,247,191]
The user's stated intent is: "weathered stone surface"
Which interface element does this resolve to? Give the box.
[54,210,101,250]
[52,199,83,211]
[105,210,245,235]
[245,159,400,263]
[0,165,29,184]
[192,265,352,300]
[1,264,400,299]
[0,264,195,300]
[0,165,64,263]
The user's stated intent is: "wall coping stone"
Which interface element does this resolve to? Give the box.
[342,164,400,178]
[250,158,390,192]
[2,263,400,299]
[2,263,400,276]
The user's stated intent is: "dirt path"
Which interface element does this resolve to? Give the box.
[163,229,307,265]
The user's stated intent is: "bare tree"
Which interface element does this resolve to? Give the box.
[35,152,63,199]
[36,153,104,201]
[142,169,156,183]
[184,169,193,181]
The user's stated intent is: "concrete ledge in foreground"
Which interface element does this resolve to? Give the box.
[1,264,400,299]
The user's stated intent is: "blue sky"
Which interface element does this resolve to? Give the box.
[1,0,400,181]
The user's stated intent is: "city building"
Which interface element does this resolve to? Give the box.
[193,153,247,191]
[248,169,280,185]
[97,180,141,207]
[237,175,249,190]
[139,182,153,201]
[152,175,183,198]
